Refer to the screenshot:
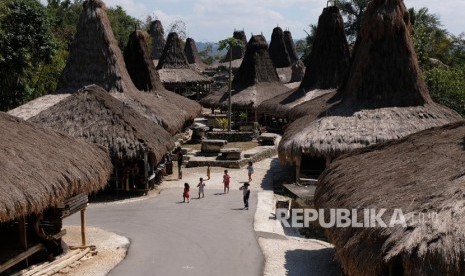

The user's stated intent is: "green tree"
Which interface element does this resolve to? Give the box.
[218,37,244,131]
[107,6,141,52]
[333,0,369,44]
[0,0,56,111]
[198,45,219,65]
[296,24,317,66]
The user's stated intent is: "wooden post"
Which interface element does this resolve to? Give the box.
[144,152,149,191]
[18,216,28,266]
[80,209,86,246]
[295,154,302,184]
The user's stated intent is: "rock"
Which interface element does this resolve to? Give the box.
[201,139,228,153]
[219,148,242,160]
[258,133,279,146]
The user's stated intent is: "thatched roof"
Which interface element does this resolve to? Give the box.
[149,20,165,60]
[201,35,289,109]
[268,27,291,68]
[29,85,174,165]
[56,0,133,93]
[287,90,340,121]
[124,30,165,91]
[157,33,211,84]
[184,37,205,67]
[316,120,465,275]
[299,6,350,91]
[222,30,247,62]
[54,0,200,134]
[278,0,462,163]
[8,94,71,120]
[257,88,334,118]
[0,111,112,223]
[156,32,190,69]
[284,30,299,63]
[257,8,349,119]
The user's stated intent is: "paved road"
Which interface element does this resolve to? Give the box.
[65,188,264,276]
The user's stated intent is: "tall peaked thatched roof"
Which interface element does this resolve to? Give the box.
[29,85,174,165]
[201,35,289,109]
[54,0,200,134]
[257,7,349,119]
[149,20,165,60]
[124,30,165,91]
[56,0,134,93]
[341,0,431,109]
[278,0,462,162]
[222,30,247,62]
[284,30,298,63]
[0,111,112,223]
[316,121,465,275]
[268,27,291,68]
[156,32,190,69]
[184,37,205,66]
[299,6,350,91]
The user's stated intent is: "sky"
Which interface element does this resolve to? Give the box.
[90,0,465,42]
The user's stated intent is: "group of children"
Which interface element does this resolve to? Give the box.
[182,162,254,210]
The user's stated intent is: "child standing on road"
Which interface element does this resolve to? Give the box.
[239,183,251,210]
[246,161,254,182]
[183,183,190,203]
[206,164,211,180]
[197,177,206,198]
[223,170,231,194]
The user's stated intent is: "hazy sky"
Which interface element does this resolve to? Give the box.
[95,0,465,42]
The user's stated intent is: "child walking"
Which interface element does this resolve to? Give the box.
[239,183,251,210]
[206,164,211,180]
[223,170,231,194]
[246,161,254,182]
[183,183,190,203]
[197,177,206,198]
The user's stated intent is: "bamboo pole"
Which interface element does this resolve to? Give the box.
[80,209,86,246]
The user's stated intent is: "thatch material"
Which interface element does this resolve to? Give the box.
[54,0,200,134]
[284,30,299,63]
[201,35,289,109]
[8,94,71,120]
[278,0,461,163]
[222,30,247,62]
[157,33,211,85]
[29,85,174,165]
[279,104,461,161]
[149,20,165,60]
[268,27,291,68]
[257,88,335,119]
[56,0,133,93]
[316,120,465,276]
[124,30,165,91]
[257,8,349,119]
[156,32,190,69]
[299,6,350,91]
[341,0,431,109]
[0,111,112,223]
[290,60,305,83]
[184,37,205,67]
[287,90,340,121]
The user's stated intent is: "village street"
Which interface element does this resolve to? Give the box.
[64,163,270,276]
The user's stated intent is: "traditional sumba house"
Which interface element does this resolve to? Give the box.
[278,0,462,183]
[222,30,247,62]
[54,0,200,134]
[258,6,350,131]
[156,32,212,99]
[28,85,175,192]
[0,111,111,274]
[316,120,465,275]
[268,27,292,83]
[124,30,165,91]
[149,20,165,61]
[201,35,289,123]
[284,30,299,64]
[184,37,206,71]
